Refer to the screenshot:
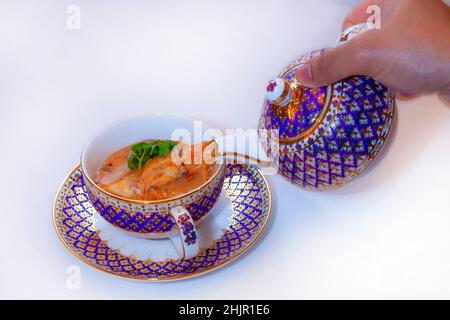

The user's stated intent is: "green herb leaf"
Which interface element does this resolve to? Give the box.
[127,140,178,170]
[128,155,139,170]
[156,141,169,156]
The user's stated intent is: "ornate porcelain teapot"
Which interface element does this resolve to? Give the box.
[256,24,395,190]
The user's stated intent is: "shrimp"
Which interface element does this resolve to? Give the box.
[97,140,218,201]
[95,146,131,185]
[180,140,217,166]
[102,172,145,200]
[141,154,187,188]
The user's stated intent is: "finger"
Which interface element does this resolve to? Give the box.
[438,91,450,106]
[295,32,376,87]
[341,0,384,31]
[392,90,416,101]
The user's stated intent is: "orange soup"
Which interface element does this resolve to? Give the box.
[95,140,218,201]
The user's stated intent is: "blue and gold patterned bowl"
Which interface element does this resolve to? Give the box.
[80,115,225,243]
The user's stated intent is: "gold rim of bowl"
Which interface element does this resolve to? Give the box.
[80,112,226,205]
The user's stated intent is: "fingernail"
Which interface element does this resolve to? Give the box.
[295,63,314,87]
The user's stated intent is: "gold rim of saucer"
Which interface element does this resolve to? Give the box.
[53,164,272,282]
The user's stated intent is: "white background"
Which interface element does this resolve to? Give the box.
[0,0,449,299]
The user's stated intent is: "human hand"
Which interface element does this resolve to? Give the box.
[295,0,450,104]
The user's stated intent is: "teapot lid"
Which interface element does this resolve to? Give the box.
[263,50,331,143]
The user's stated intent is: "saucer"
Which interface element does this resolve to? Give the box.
[53,164,271,281]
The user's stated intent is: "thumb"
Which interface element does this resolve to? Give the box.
[438,91,450,106]
[295,35,374,87]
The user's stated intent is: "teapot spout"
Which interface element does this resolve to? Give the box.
[214,130,274,168]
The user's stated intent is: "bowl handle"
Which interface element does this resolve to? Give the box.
[214,131,278,175]
[170,206,199,260]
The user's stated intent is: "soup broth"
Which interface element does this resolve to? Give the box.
[95,140,218,201]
